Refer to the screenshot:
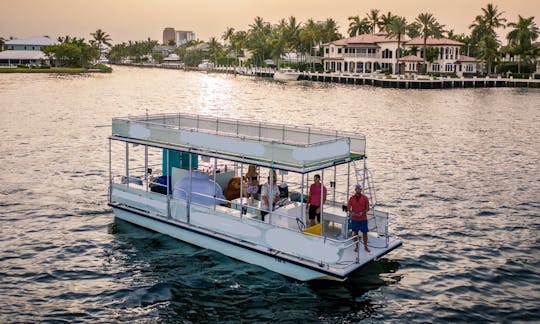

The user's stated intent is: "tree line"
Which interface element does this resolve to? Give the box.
[108,3,535,74]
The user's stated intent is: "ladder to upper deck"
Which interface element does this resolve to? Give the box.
[353,161,377,208]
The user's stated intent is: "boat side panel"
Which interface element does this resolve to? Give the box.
[112,207,332,281]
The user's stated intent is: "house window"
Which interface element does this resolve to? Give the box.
[445,63,453,72]
[331,47,334,53]
[325,48,329,54]
[432,63,440,71]
[466,64,474,72]
[338,48,342,54]
[382,49,392,59]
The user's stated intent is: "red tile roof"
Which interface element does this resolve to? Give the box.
[455,55,481,63]
[400,55,424,62]
[406,37,464,46]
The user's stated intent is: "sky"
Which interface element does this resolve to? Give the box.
[1,0,538,44]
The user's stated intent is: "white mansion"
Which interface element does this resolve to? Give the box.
[322,33,480,76]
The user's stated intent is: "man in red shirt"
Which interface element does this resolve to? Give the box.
[306,174,327,226]
[348,183,370,252]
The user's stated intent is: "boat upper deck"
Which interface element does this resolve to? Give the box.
[112,113,366,172]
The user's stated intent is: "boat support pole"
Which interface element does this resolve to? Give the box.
[321,169,325,238]
[187,151,192,223]
[145,145,148,192]
[125,142,129,188]
[167,149,171,218]
[213,157,217,211]
[108,138,112,203]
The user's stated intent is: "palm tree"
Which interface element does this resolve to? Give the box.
[366,9,380,34]
[208,37,222,65]
[469,3,507,73]
[416,13,445,73]
[321,18,342,44]
[222,27,235,45]
[384,16,408,74]
[507,16,539,73]
[299,19,322,68]
[283,16,302,60]
[348,16,370,37]
[91,29,112,54]
[248,16,271,66]
[407,22,422,39]
[379,11,396,33]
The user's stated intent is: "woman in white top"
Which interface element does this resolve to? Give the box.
[260,175,279,222]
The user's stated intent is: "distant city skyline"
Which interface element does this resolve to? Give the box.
[1,0,538,44]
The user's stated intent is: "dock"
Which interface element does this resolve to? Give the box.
[115,63,540,89]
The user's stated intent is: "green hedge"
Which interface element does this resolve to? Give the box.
[510,73,531,79]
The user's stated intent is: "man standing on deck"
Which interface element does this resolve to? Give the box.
[348,183,370,253]
[306,174,327,227]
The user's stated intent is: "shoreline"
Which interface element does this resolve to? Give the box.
[114,63,540,89]
[0,67,112,74]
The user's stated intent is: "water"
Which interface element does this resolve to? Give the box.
[1,66,539,322]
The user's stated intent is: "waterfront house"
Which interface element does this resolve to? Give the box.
[322,33,479,76]
[0,36,56,67]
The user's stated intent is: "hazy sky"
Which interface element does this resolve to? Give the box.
[1,0,538,43]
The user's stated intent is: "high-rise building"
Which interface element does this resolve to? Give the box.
[176,31,195,46]
[163,27,176,45]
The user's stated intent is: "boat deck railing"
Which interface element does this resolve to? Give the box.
[114,113,366,154]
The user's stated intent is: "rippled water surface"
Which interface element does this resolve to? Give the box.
[1,66,539,322]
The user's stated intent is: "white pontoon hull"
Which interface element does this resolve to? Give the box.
[112,206,344,281]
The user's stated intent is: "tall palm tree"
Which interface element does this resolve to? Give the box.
[379,11,396,33]
[222,27,235,45]
[366,9,380,34]
[416,13,436,56]
[208,36,222,65]
[469,3,507,73]
[300,19,322,67]
[91,29,112,54]
[248,16,271,65]
[321,18,341,44]
[507,15,539,73]
[348,16,370,37]
[282,16,302,61]
[416,13,445,73]
[384,16,408,74]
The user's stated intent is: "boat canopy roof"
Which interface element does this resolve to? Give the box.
[111,113,366,172]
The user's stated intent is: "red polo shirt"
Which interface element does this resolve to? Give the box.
[348,194,369,221]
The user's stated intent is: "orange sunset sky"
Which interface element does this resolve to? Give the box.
[1,0,538,43]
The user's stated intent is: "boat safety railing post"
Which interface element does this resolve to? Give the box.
[320,170,325,238]
[187,151,192,223]
[213,157,218,211]
[144,146,148,192]
[269,168,274,224]
[345,162,351,237]
[125,142,129,188]
[108,138,112,203]
[332,165,337,204]
[301,173,305,222]
[239,163,244,219]
[166,149,171,218]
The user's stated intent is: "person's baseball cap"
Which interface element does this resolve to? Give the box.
[355,183,363,190]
